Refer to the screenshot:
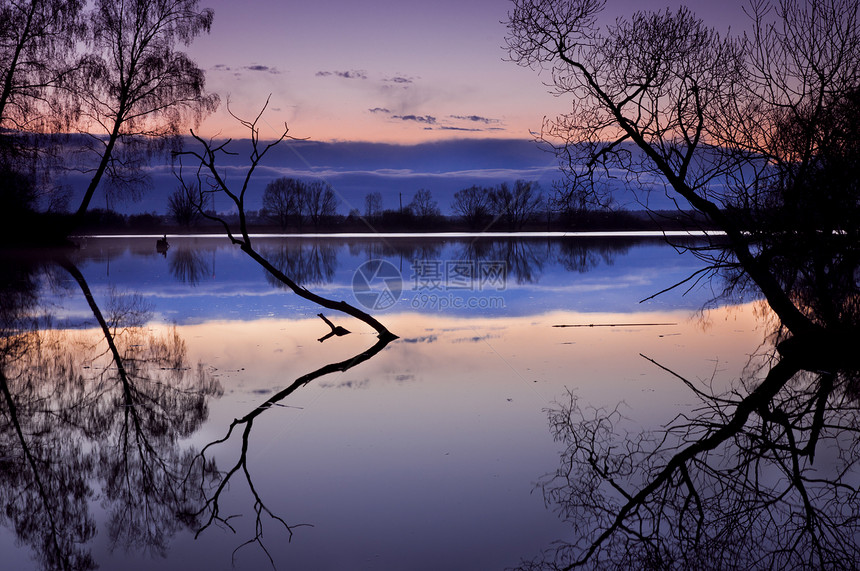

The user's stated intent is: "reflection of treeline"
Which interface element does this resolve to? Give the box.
[347,236,649,284]
[258,240,338,288]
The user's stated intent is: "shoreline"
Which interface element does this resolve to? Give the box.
[76,230,726,239]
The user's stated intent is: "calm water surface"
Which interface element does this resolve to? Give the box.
[0,235,770,570]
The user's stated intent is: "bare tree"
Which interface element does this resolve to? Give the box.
[505,0,860,335]
[174,99,396,341]
[71,0,218,221]
[304,181,338,229]
[262,176,305,230]
[505,1,860,567]
[364,191,382,219]
[0,0,84,226]
[408,188,440,220]
[0,0,84,131]
[451,185,491,229]
[489,180,543,230]
[167,182,199,228]
[550,180,594,226]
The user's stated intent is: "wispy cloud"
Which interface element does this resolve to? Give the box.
[392,114,437,124]
[244,64,281,74]
[211,63,282,77]
[450,114,499,125]
[385,75,414,84]
[316,70,368,80]
[368,108,507,133]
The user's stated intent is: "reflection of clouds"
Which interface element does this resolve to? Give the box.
[451,333,501,344]
[400,335,438,343]
[319,378,370,389]
[316,70,367,79]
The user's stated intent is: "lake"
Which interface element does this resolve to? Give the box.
[0,234,773,570]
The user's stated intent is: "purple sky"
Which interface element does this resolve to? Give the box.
[187,0,752,143]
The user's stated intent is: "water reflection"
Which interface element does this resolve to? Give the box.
[0,257,222,569]
[3,234,833,569]
[524,230,860,568]
[54,236,710,321]
[555,237,627,273]
[183,329,395,565]
[169,245,213,285]
[258,240,337,288]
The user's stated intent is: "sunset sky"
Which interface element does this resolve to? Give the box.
[187,0,751,144]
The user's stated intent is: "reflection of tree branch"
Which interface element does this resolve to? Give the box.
[185,333,394,567]
[59,258,133,404]
[56,257,221,555]
[575,354,802,566]
[1,256,223,569]
[531,344,860,570]
[0,370,94,570]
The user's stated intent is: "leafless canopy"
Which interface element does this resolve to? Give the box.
[506,0,859,336]
[506,1,860,568]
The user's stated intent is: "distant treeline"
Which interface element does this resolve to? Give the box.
[72,205,715,234]
[134,175,716,235]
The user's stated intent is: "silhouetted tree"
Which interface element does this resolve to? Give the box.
[364,191,382,220]
[0,152,37,224]
[168,182,200,227]
[408,188,440,220]
[174,98,396,341]
[551,181,594,227]
[262,176,305,230]
[505,0,858,336]
[506,1,860,567]
[0,0,84,131]
[0,0,84,229]
[304,181,338,229]
[451,185,491,230]
[489,180,543,230]
[71,0,218,221]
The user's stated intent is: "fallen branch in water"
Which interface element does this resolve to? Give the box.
[174,97,396,341]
